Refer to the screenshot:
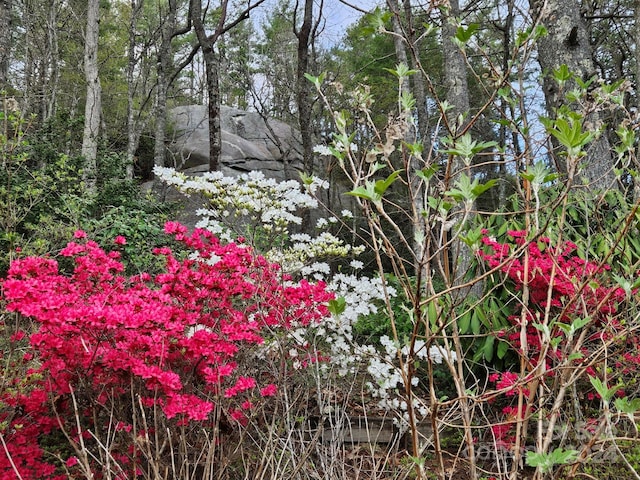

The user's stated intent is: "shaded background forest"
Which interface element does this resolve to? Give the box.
[1,0,639,269]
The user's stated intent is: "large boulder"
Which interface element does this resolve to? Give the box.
[167,105,303,181]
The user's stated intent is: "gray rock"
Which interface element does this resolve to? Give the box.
[167,105,303,181]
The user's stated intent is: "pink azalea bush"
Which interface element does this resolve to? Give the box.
[478,230,631,447]
[0,222,332,478]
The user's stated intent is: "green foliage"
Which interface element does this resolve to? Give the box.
[589,376,623,404]
[353,275,415,342]
[441,133,498,165]
[0,103,84,272]
[331,7,443,127]
[85,206,173,275]
[445,174,497,203]
[0,96,174,276]
[526,447,579,473]
[346,169,402,205]
[541,111,597,158]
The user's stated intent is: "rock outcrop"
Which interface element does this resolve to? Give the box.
[167,105,303,181]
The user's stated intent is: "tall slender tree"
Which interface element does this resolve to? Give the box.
[0,0,12,90]
[530,0,617,190]
[294,0,321,173]
[154,0,188,172]
[81,0,102,192]
[190,0,265,172]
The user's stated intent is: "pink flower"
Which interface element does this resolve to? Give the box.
[73,230,87,239]
[10,330,25,342]
[66,456,79,467]
[0,224,334,477]
[229,408,247,424]
[260,384,277,397]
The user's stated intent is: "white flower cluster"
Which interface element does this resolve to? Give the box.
[267,232,365,274]
[322,274,396,375]
[154,167,360,274]
[154,166,319,231]
[364,335,457,425]
[155,165,455,427]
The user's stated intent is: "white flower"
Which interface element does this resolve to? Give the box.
[350,260,364,270]
[313,145,333,156]
[341,209,354,219]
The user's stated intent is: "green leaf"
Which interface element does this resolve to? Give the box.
[526,448,578,473]
[458,311,471,334]
[374,170,402,197]
[383,63,418,79]
[299,172,314,186]
[416,165,439,182]
[365,7,392,33]
[470,312,481,335]
[471,179,497,197]
[614,397,640,415]
[544,114,595,158]
[328,297,347,316]
[445,175,496,203]
[304,71,326,89]
[589,375,621,403]
[441,133,497,160]
[552,64,573,86]
[345,182,380,203]
[427,300,439,329]
[497,340,509,359]
[454,23,479,45]
[520,162,559,186]
[404,141,423,157]
[482,335,495,362]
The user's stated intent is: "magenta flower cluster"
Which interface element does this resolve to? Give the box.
[0,222,333,478]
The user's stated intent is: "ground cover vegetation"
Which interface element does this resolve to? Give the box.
[3,0,640,479]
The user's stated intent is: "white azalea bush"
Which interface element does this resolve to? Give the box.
[155,165,454,427]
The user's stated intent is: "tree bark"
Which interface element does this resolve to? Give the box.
[441,3,478,478]
[401,0,428,140]
[81,0,101,192]
[0,0,12,89]
[153,0,177,174]
[294,0,315,173]
[531,0,617,190]
[126,0,143,179]
[190,0,265,172]
[634,0,640,200]
[442,0,470,134]
[442,0,473,288]
[190,0,223,172]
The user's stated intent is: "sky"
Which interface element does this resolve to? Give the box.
[252,0,381,48]
[320,0,381,45]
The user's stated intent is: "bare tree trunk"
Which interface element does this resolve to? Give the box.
[294,0,316,173]
[44,1,60,122]
[154,0,193,176]
[153,10,171,173]
[190,0,265,172]
[126,0,143,179]
[81,0,101,192]
[22,1,33,113]
[0,0,12,89]
[387,0,410,92]
[442,0,470,136]
[442,0,473,289]
[190,0,223,172]
[531,0,616,190]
